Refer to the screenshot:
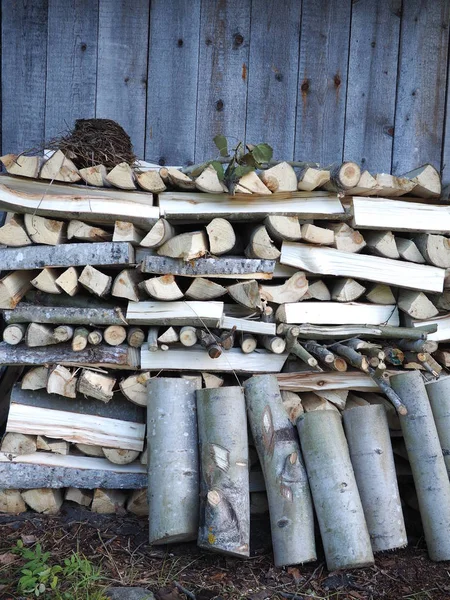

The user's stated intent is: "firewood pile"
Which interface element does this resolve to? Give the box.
[1,144,450,567]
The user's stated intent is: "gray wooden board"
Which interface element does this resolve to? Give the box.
[245,0,302,159]
[194,0,251,162]
[392,0,450,173]
[45,0,98,140]
[295,0,351,165]
[3,304,128,326]
[1,0,48,153]
[0,462,146,489]
[10,384,145,423]
[140,254,276,276]
[344,0,401,172]
[145,0,201,165]
[96,0,149,158]
[0,242,134,270]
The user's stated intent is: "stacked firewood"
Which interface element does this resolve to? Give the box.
[0,152,450,565]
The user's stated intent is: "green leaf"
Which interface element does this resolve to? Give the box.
[251,143,273,164]
[50,576,58,590]
[17,539,24,549]
[239,152,258,168]
[209,160,224,181]
[213,134,229,157]
[234,165,255,179]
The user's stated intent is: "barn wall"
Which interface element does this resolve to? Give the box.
[2,0,450,180]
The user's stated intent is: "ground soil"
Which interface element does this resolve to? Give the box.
[0,507,449,600]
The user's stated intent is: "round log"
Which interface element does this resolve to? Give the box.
[390,371,450,561]
[3,323,26,345]
[343,404,407,552]
[244,374,316,567]
[147,378,199,544]
[423,377,450,480]
[104,325,127,346]
[297,411,374,570]
[196,387,250,557]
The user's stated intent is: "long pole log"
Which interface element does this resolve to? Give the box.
[147,378,199,544]
[3,304,127,326]
[297,411,374,570]
[424,377,450,479]
[343,405,407,552]
[196,387,250,557]
[390,371,450,561]
[244,375,316,567]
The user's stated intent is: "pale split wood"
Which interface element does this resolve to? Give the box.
[127,489,148,516]
[0,489,27,513]
[105,162,136,190]
[140,218,176,249]
[414,234,450,268]
[126,300,223,327]
[245,225,281,260]
[301,392,339,413]
[201,372,224,389]
[344,170,377,196]
[398,290,439,320]
[37,437,70,455]
[65,488,93,507]
[24,213,66,246]
[75,444,106,457]
[277,372,378,392]
[136,170,166,193]
[31,268,62,294]
[329,222,366,253]
[260,162,298,192]
[365,284,396,305]
[79,265,112,298]
[162,167,196,190]
[113,221,145,246]
[102,447,140,465]
[77,370,116,403]
[91,488,127,513]
[25,323,57,347]
[395,237,425,264]
[140,274,184,301]
[112,268,143,302]
[238,170,272,194]
[259,272,308,304]
[21,488,63,514]
[157,327,179,344]
[301,279,331,301]
[185,278,227,300]
[179,326,198,347]
[0,214,32,246]
[402,164,441,199]
[21,367,49,390]
[79,164,108,187]
[276,302,399,326]
[67,220,111,242]
[39,150,80,183]
[264,216,301,242]
[195,164,224,193]
[220,316,276,336]
[371,173,415,197]
[228,280,262,311]
[281,390,304,423]
[47,365,77,398]
[0,153,41,178]
[119,372,151,407]
[55,267,79,296]
[1,432,36,455]
[206,218,236,255]
[157,230,208,260]
[301,224,334,246]
[331,278,366,302]
[297,167,330,191]
[364,230,400,259]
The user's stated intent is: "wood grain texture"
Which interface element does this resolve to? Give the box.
[245,0,302,159]
[1,0,48,153]
[97,0,149,158]
[392,0,450,173]
[145,0,201,165]
[295,0,351,164]
[344,0,401,172]
[194,0,251,162]
[45,0,98,140]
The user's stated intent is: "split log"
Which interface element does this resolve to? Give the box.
[301,279,330,301]
[276,302,399,326]
[220,316,275,336]
[314,389,348,410]
[414,234,450,268]
[1,432,36,455]
[21,488,63,514]
[72,327,89,351]
[3,303,127,327]
[22,367,48,390]
[47,365,77,398]
[324,161,361,191]
[0,489,27,513]
[112,221,145,246]
[136,169,166,193]
[91,488,127,513]
[3,323,26,345]
[40,150,80,182]
[240,333,257,354]
[79,265,112,298]
[344,170,377,195]
[301,224,334,246]
[372,173,415,197]
[77,370,116,403]
[24,213,66,246]
[260,162,298,192]
[185,278,227,301]
[104,325,126,346]
[0,271,37,309]
[436,290,450,310]
[119,372,150,406]
[398,290,439,320]
[140,219,176,250]
[65,488,93,507]
[395,237,425,264]
[228,280,262,311]
[196,387,250,556]
[245,225,280,260]
[127,327,145,348]
[53,325,74,343]
[105,162,136,189]
[140,274,183,301]
[364,230,399,259]
[25,323,57,347]
[343,404,406,552]
[280,242,444,293]
[365,284,396,305]
[31,268,62,294]
[196,164,225,193]
[206,218,236,255]
[127,489,148,516]
[402,164,441,198]
[161,167,196,190]
[147,378,199,543]
[390,371,450,561]
[179,326,197,347]
[36,437,69,455]
[79,164,108,187]
[303,341,347,372]
[245,375,316,566]
[55,267,79,296]
[87,330,103,345]
[157,231,208,260]
[102,448,140,465]
[259,272,308,304]
[111,268,143,302]
[127,300,223,327]
[1,153,41,178]
[264,216,301,242]
[67,220,111,243]
[0,214,32,246]
[297,167,330,191]
[201,372,224,388]
[281,390,304,423]
[301,392,339,413]
[329,222,366,253]
[297,410,374,570]
[331,278,366,302]
[259,335,286,354]
[432,350,450,367]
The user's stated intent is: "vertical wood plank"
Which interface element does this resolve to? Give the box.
[344,0,401,173]
[1,0,48,153]
[295,0,351,165]
[194,0,251,163]
[393,0,449,174]
[96,0,149,159]
[245,0,302,160]
[145,0,201,166]
[45,0,98,140]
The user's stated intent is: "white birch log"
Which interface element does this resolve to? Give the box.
[147,378,199,543]
[343,404,407,552]
[196,387,250,557]
[244,375,316,567]
[390,371,450,561]
[297,411,374,570]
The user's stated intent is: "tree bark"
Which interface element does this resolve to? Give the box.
[424,377,450,479]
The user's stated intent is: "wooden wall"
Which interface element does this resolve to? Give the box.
[2,0,450,181]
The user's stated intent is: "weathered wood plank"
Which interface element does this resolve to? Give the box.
[3,304,127,326]
[0,242,134,270]
[246,0,301,159]
[145,0,201,165]
[344,0,401,172]
[277,372,379,393]
[45,0,98,140]
[96,0,149,158]
[126,301,223,326]
[0,453,146,489]
[194,0,251,162]
[1,0,48,153]
[393,0,449,173]
[220,316,276,335]
[295,0,351,164]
